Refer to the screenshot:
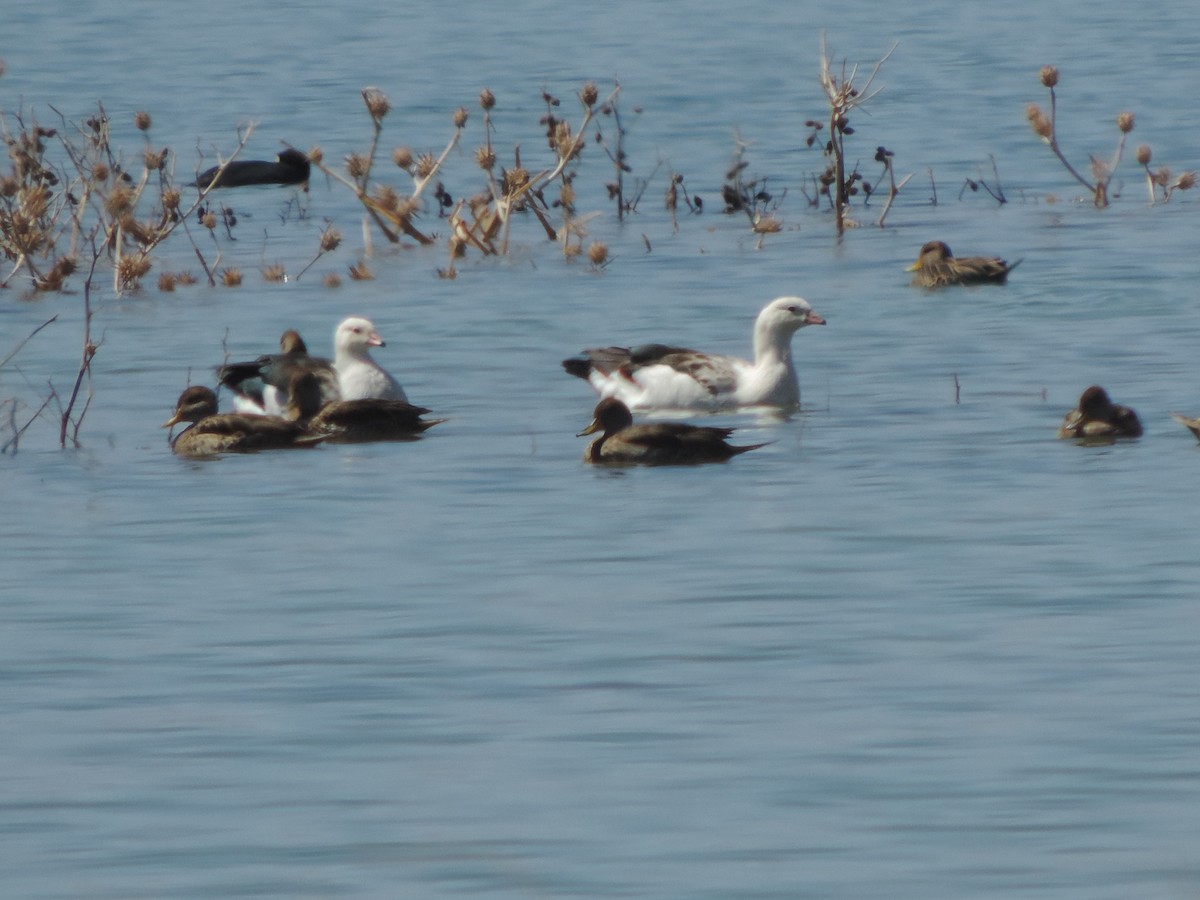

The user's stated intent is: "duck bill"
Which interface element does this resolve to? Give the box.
[806,311,827,326]
[368,330,385,348]
[577,418,601,437]
[161,411,184,428]
[905,261,920,271]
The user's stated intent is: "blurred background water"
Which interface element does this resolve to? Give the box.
[3,1,1200,897]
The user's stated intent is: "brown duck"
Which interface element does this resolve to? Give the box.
[578,397,766,465]
[907,240,1019,287]
[217,328,339,416]
[284,371,443,443]
[163,385,326,457]
[1057,385,1143,441]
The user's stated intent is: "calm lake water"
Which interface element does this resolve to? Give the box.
[4,1,1200,897]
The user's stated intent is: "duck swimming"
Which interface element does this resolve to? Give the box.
[194,148,311,190]
[162,385,325,457]
[578,397,766,465]
[284,371,442,443]
[562,296,825,412]
[218,329,339,416]
[907,240,1019,287]
[1057,385,1143,441]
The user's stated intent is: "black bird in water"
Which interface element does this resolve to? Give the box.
[194,148,311,190]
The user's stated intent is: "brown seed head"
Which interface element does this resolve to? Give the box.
[1116,111,1135,134]
[373,183,401,213]
[202,210,217,230]
[1135,144,1152,166]
[415,153,437,179]
[319,226,342,253]
[161,188,181,211]
[348,260,374,281]
[1176,171,1197,191]
[175,270,197,285]
[0,175,17,197]
[479,88,496,111]
[91,162,110,182]
[307,145,323,166]
[105,185,134,217]
[580,82,599,108]
[586,241,608,267]
[323,272,342,289]
[221,267,243,287]
[157,272,177,292]
[1026,104,1052,139]
[474,145,496,171]
[453,106,469,129]
[362,87,390,122]
[142,147,164,171]
[1039,65,1059,88]
[392,146,414,170]
[345,153,369,179]
[261,263,286,283]
[134,110,152,131]
[117,254,152,285]
[502,166,529,195]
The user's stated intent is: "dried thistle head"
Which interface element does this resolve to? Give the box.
[105,184,134,217]
[175,270,197,285]
[161,188,181,212]
[323,272,342,289]
[362,87,391,122]
[134,110,152,131]
[414,152,437,179]
[580,82,599,108]
[554,120,575,158]
[91,162,110,182]
[345,153,369,179]
[1175,171,1196,191]
[221,267,243,287]
[501,166,529,195]
[142,147,165,171]
[0,175,18,197]
[479,88,496,111]
[586,241,608,267]
[1136,144,1152,166]
[157,272,176,292]
[117,254,152,286]
[348,260,374,281]
[474,145,496,171]
[1116,111,1135,134]
[373,183,401,213]
[453,106,469,129]
[319,225,342,253]
[307,145,323,166]
[1026,104,1053,140]
[1153,166,1171,187]
[1039,65,1059,88]
[261,263,286,283]
[392,146,414,170]
[201,210,217,230]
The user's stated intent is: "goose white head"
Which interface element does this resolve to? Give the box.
[334,316,385,359]
[332,315,408,402]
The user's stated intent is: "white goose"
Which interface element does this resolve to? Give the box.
[562,296,826,412]
[333,316,408,402]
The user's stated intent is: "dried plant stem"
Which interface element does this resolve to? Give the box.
[59,249,102,447]
[0,315,59,369]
